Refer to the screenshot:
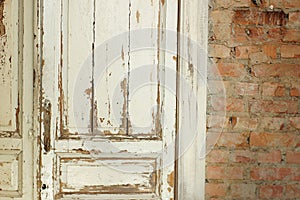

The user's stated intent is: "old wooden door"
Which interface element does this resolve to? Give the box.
[0,0,36,199]
[40,0,179,199]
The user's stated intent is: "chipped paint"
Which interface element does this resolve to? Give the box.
[42,100,51,153]
[167,171,174,188]
[39,0,179,198]
[84,88,92,96]
[0,0,5,36]
[120,78,128,134]
[136,10,140,23]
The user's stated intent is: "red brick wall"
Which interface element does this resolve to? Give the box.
[206,0,300,199]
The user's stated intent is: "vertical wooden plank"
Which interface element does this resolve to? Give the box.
[67,0,94,133]
[22,0,36,197]
[161,1,178,198]
[94,0,129,134]
[177,0,208,199]
[128,0,161,136]
[40,0,61,198]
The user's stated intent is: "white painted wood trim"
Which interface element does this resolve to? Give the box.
[177,0,208,199]
[22,0,35,198]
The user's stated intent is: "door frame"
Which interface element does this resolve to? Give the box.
[176,0,207,199]
[33,0,208,199]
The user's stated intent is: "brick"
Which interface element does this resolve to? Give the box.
[270,0,300,8]
[209,116,258,131]
[249,51,270,64]
[211,97,245,112]
[226,98,245,112]
[249,100,298,114]
[205,183,227,197]
[235,82,258,96]
[233,10,258,25]
[262,44,278,59]
[250,132,299,148]
[212,24,231,41]
[230,150,256,163]
[259,185,283,199]
[267,28,286,41]
[207,80,229,95]
[257,150,282,163]
[262,82,285,96]
[214,0,252,8]
[286,152,300,164]
[259,117,286,131]
[213,63,245,77]
[216,132,250,148]
[209,45,231,58]
[206,149,229,163]
[289,117,300,130]
[291,82,300,96]
[235,46,260,59]
[286,184,300,199]
[288,12,300,26]
[233,10,287,26]
[250,167,300,180]
[207,166,243,179]
[230,184,256,198]
[207,115,226,130]
[229,117,258,131]
[283,29,300,42]
[206,132,222,150]
[281,45,300,58]
[252,64,300,77]
[211,10,233,24]
[233,26,265,43]
[214,0,234,8]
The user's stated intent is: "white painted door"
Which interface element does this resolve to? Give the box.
[40,0,178,199]
[0,0,35,199]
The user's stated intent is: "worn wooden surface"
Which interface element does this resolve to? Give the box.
[0,0,35,199]
[41,0,178,199]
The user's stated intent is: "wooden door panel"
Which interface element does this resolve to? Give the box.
[58,154,159,194]
[0,0,19,133]
[94,0,129,134]
[64,0,94,134]
[41,0,177,199]
[0,0,34,199]
[0,0,21,198]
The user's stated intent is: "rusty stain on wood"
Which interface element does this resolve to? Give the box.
[120,78,127,133]
[136,10,140,23]
[188,63,194,75]
[0,0,5,36]
[84,87,92,96]
[121,46,125,62]
[15,94,20,134]
[93,100,98,130]
[161,0,165,6]
[72,148,90,154]
[167,171,174,188]
[43,100,52,153]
